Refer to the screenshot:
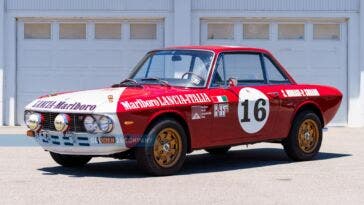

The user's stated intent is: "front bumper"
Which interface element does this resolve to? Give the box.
[35,130,129,155]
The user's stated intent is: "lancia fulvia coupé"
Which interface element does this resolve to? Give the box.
[24,46,342,175]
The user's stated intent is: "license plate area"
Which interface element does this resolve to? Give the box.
[99,136,116,144]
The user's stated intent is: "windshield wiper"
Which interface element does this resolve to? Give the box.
[111,79,143,88]
[141,77,171,87]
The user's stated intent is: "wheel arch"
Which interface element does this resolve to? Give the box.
[291,102,325,128]
[144,111,192,153]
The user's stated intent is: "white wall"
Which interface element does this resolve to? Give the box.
[360,0,364,127]
[0,0,363,126]
[0,0,3,125]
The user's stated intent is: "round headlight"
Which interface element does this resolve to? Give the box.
[84,115,98,133]
[98,116,113,133]
[24,111,32,124]
[54,114,71,132]
[26,112,43,131]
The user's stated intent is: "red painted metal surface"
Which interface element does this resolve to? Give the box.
[115,46,342,150]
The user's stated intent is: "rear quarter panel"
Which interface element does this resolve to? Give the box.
[280,84,342,129]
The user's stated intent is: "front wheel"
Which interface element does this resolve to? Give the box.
[283,111,322,161]
[136,119,187,176]
[50,152,92,167]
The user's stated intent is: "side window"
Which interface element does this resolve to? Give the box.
[224,53,264,84]
[263,56,288,83]
[211,53,265,86]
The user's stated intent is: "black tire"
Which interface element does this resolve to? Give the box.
[283,110,322,161]
[50,152,92,167]
[205,146,231,155]
[136,118,187,176]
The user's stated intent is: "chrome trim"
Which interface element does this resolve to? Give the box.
[35,130,128,155]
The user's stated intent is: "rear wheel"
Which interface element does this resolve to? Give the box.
[50,152,92,167]
[205,146,231,155]
[283,111,322,161]
[136,118,187,176]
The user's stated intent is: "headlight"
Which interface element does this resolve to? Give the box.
[24,111,32,124]
[25,112,43,131]
[54,114,71,132]
[98,116,113,133]
[83,115,98,133]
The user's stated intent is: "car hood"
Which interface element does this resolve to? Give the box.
[25,87,128,114]
[25,85,211,114]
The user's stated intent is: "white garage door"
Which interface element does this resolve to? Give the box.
[16,19,164,125]
[201,19,347,125]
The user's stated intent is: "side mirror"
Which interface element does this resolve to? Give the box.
[228,77,238,87]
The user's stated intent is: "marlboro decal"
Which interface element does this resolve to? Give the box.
[121,93,211,111]
[32,100,97,111]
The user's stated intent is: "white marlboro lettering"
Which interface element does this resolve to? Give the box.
[121,93,211,110]
[32,100,97,111]
[281,89,320,98]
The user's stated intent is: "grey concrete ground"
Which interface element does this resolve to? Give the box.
[0,127,363,205]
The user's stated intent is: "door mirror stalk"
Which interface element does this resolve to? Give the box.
[228,77,238,87]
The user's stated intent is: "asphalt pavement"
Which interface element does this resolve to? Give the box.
[0,127,363,205]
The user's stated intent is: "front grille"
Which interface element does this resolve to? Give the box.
[41,112,86,132]
[39,134,91,146]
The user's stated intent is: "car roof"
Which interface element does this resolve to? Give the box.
[160,45,272,54]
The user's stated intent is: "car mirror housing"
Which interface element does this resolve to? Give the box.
[228,77,238,87]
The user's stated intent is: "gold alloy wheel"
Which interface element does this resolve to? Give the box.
[153,128,182,168]
[298,119,319,153]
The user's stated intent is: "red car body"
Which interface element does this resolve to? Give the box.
[24,45,342,175]
[117,46,342,152]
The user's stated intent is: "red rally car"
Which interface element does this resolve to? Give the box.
[24,45,342,175]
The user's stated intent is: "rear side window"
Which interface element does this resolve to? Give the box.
[263,56,289,83]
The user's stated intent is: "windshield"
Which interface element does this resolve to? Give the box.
[129,50,214,87]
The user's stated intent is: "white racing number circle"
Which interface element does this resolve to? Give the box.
[238,87,270,134]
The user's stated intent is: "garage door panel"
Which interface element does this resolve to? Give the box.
[275,49,306,67]
[123,50,149,68]
[18,50,52,67]
[88,50,124,67]
[309,49,341,67]
[53,50,91,67]
[16,19,164,124]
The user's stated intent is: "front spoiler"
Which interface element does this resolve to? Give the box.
[35,130,129,156]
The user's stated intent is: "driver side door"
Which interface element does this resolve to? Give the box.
[208,52,283,146]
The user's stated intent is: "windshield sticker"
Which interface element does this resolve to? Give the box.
[121,93,210,110]
[281,89,320,97]
[31,100,97,111]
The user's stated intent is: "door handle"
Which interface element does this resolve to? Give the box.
[267,92,280,99]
